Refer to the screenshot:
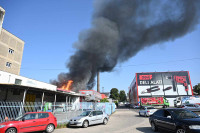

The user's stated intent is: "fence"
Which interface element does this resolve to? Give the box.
[0,102,115,123]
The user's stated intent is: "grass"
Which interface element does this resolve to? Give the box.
[56,123,67,129]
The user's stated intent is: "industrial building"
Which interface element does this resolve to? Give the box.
[128,71,193,107]
[0,7,25,75]
[0,6,101,103]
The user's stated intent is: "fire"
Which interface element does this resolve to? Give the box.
[61,80,73,91]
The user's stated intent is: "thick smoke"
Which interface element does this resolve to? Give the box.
[52,0,200,92]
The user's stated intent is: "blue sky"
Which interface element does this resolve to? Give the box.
[0,0,199,93]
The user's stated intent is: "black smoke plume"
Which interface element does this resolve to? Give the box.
[51,0,200,92]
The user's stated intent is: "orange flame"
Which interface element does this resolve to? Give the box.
[61,80,73,91]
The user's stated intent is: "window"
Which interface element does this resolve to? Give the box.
[91,111,97,116]
[38,113,49,119]
[15,79,22,85]
[6,62,12,68]
[163,110,171,117]
[96,111,103,115]
[154,110,164,117]
[8,48,14,54]
[24,113,37,120]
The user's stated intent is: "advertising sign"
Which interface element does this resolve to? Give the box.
[141,97,164,105]
[137,71,192,96]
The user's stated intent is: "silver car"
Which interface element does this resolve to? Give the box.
[139,106,157,117]
[68,110,109,128]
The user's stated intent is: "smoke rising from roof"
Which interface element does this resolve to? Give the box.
[51,0,200,92]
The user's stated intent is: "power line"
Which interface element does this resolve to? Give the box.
[20,57,200,71]
[118,57,200,67]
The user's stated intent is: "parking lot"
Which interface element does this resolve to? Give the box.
[53,106,200,133]
[54,108,156,133]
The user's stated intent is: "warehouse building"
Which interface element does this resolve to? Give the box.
[128,71,193,107]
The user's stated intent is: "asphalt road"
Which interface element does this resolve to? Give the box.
[31,107,200,133]
[54,108,156,133]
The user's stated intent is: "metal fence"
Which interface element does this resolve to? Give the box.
[0,102,115,123]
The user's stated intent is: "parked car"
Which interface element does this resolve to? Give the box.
[139,106,157,117]
[149,108,200,133]
[68,110,109,128]
[125,104,130,108]
[0,112,57,133]
[131,105,141,109]
[181,104,200,112]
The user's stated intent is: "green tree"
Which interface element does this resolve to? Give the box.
[193,83,200,95]
[100,98,109,102]
[110,88,119,100]
[119,90,127,102]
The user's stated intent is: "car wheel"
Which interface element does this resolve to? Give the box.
[82,120,89,128]
[151,122,158,132]
[176,128,186,133]
[139,112,141,116]
[46,124,55,133]
[6,128,17,133]
[103,118,108,125]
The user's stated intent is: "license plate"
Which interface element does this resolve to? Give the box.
[71,122,74,124]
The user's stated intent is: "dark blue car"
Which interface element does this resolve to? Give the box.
[149,108,200,133]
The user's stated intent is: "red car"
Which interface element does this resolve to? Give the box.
[0,112,57,133]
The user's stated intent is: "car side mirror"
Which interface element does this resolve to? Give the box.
[22,118,25,122]
[167,116,172,119]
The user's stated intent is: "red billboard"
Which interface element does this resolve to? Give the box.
[141,97,164,105]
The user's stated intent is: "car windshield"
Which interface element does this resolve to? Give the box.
[79,111,91,116]
[14,114,24,121]
[172,110,199,119]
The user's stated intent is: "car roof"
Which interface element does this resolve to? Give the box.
[144,106,154,108]
[184,103,198,105]
[26,112,51,114]
[162,108,188,111]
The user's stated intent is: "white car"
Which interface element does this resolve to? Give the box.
[68,110,109,128]
[139,106,157,117]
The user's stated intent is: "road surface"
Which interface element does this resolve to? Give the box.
[54,108,156,133]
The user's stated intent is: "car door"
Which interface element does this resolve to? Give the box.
[19,113,38,133]
[140,107,145,116]
[143,107,148,115]
[36,113,50,131]
[89,111,97,125]
[153,110,164,128]
[159,110,176,131]
[96,111,103,123]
